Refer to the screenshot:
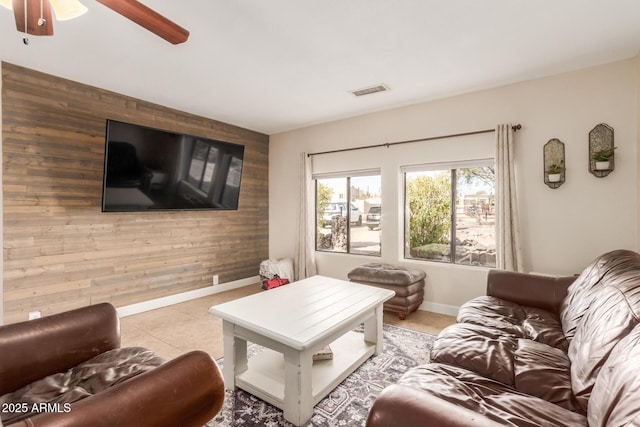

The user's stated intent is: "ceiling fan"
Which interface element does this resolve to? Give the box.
[0,0,189,44]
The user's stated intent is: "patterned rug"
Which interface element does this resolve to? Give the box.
[206,324,435,427]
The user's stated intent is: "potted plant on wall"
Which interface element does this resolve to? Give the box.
[546,161,564,183]
[593,147,617,170]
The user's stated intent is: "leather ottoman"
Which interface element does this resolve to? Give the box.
[348,263,426,319]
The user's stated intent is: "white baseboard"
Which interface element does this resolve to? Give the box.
[116,276,260,318]
[418,301,459,317]
[115,276,459,319]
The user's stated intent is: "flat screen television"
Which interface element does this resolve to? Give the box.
[102,120,245,212]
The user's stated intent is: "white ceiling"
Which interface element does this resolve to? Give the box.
[1,1,640,135]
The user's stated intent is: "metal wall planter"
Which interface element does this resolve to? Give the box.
[544,138,565,189]
[589,123,615,178]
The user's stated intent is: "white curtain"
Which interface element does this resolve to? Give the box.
[294,152,317,280]
[495,124,524,272]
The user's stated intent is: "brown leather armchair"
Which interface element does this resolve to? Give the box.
[0,303,224,427]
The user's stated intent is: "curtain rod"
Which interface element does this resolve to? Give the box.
[307,124,522,157]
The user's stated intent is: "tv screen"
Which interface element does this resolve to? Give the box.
[102,120,244,212]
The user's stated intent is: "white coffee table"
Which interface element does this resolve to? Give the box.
[209,275,394,426]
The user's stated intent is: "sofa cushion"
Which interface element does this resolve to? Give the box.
[0,347,164,425]
[431,322,579,412]
[589,323,640,426]
[431,322,517,386]
[395,363,587,427]
[560,249,640,343]
[457,295,568,351]
[513,339,579,412]
[568,271,640,412]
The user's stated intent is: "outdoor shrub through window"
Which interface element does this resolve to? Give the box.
[315,173,381,256]
[404,163,496,267]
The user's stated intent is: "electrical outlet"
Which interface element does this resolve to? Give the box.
[213,275,219,285]
[28,311,41,320]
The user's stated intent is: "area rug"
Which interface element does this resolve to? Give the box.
[206,324,435,427]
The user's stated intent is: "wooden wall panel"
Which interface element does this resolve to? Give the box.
[2,62,269,324]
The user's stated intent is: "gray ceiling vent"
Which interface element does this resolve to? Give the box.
[351,84,390,97]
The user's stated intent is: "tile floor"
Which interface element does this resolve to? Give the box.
[120,282,456,361]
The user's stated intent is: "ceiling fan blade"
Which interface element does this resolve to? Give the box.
[12,0,54,36]
[96,0,189,45]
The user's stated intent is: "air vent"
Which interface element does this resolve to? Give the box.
[351,84,390,97]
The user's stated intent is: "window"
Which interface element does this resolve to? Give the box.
[315,172,381,256]
[188,140,218,192]
[404,162,496,267]
[185,141,242,207]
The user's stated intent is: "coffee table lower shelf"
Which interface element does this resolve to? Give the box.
[236,330,374,410]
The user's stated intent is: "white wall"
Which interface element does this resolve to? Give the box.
[1,61,4,325]
[269,58,638,313]
[637,58,640,249]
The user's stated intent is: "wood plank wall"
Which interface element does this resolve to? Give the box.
[1,62,269,324]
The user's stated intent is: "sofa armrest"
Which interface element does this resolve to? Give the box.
[487,270,576,313]
[366,385,503,427]
[8,351,225,427]
[0,303,120,395]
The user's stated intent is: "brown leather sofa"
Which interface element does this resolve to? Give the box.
[0,303,224,427]
[366,249,640,426]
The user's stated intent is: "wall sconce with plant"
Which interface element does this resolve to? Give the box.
[589,123,615,178]
[592,147,617,171]
[546,161,565,183]
[543,138,565,189]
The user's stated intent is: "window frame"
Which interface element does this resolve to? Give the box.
[402,159,496,267]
